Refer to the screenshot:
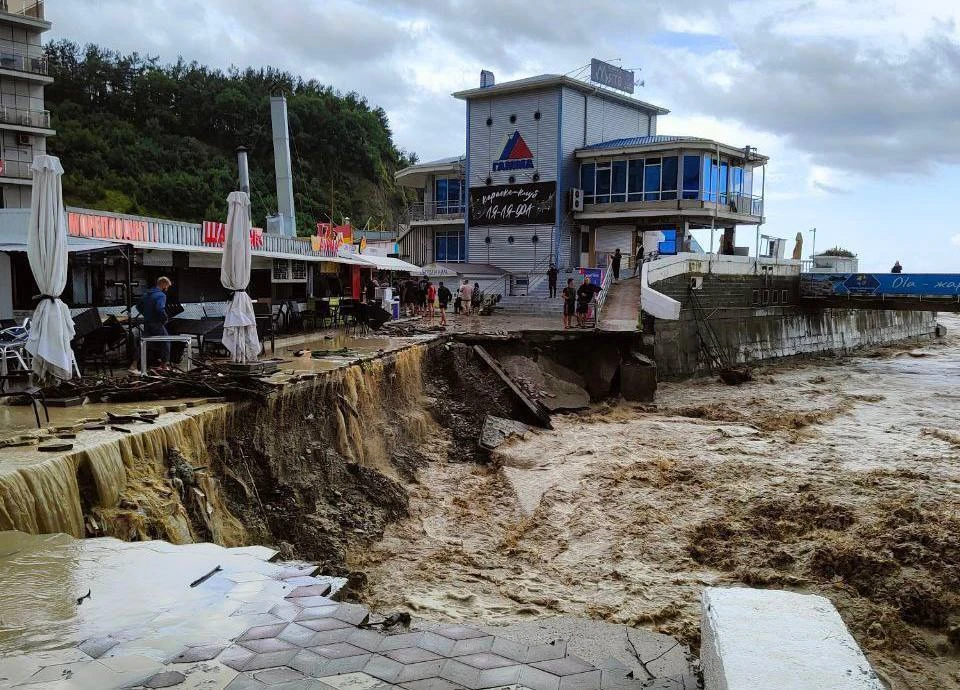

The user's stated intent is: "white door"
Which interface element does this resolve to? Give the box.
[579,230,590,268]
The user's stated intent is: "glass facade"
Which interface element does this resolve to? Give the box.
[581,153,758,210]
[435,177,464,214]
[434,229,465,262]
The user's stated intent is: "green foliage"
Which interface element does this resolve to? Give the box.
[45,41,418,235]
[820,246,856,257]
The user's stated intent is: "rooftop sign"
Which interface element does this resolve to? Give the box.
[590,58,634,94]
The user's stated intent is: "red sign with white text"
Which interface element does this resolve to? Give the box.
[68,212,151,242]
[202,221,264,249]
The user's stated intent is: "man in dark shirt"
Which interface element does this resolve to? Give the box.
[547,263,559,298]
[891,261,903,274]
[576,276,600,328]
[437,282,452,310]
[611,249,622,281]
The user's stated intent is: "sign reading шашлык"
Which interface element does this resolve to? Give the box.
[590,58,635,94]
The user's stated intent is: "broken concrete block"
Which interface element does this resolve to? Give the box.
[701,587,883,690]
[620,354,657,402]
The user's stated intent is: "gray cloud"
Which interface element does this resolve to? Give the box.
[48,0,960,173]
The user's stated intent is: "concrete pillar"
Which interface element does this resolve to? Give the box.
[0,252,11,319]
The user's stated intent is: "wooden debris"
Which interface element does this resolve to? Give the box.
[38,361,278,405]
[473,345,552,429]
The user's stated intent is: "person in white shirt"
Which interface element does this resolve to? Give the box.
[460,280,474,316]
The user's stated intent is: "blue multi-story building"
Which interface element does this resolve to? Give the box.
[396,71,767,276]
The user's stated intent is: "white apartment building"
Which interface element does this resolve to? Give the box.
[0,0,52,208]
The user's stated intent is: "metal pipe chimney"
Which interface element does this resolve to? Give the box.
[236,146,250,193]
[270,95,296,236]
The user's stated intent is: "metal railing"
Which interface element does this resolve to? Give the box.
[0,158,30,179]
[407,201,465,222]
[584,192,764,217]
[0,105,49,128]
[592,257,615,326]
[0,50,47,76]
[0,1,44,19]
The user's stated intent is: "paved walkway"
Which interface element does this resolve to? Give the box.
[597,278,641,332]
[0,532,694,690]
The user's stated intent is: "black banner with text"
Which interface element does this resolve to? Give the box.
[469,181,557,226]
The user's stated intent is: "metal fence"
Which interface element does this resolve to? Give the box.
[406,201,465,222]
[0,106,49,128]
[0,1,44,19]
[0,50,47,76]
[0,159,30,179]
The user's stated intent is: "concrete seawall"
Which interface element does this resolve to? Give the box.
[650,273,937,377]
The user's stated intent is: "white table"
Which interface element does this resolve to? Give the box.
[140,335,194,375]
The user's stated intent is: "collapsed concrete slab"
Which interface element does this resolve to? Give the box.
[701,587,883,690]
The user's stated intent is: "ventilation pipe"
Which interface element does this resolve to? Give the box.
[270,95,296,236]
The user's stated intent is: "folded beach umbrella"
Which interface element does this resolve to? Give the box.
[25,155,77,381]
[220,191,260,363]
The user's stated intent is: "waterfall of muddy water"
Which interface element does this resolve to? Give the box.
[210,342,444,571]
[357,315,960,690]
[0,402,245,545]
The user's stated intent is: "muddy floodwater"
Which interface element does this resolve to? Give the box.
[356,314,960,690]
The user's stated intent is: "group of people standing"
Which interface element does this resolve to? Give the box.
[399,277,481,325]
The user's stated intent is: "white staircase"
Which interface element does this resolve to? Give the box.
[496,270,582,315]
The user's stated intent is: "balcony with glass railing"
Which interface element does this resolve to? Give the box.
[0,105,49,129]
[0,1,45,20]
[0,158,31,179]
[0,49,47,76]
[406,200,465,223]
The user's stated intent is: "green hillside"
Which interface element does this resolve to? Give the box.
[44,41,415,235]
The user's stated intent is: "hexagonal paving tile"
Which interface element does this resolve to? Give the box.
[383,647,441,664]
[433,626,490,641]
[144,669,187,688]
[287,583,332,598]
[237,623,288,642]
[453,652,516,670]
[241,649,300,671]
[251,665,305,684]
[312,642,368,659]
[277,622,323,647]
[362,654,405,684]
[316,671,386,689]
[237,637,297,654]
[167,643,227,663]
[294,605,341,623]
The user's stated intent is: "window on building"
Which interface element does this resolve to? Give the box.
[435,230,465,263]
[644,158,661,201]
[595,162,611,204]
[682,155,700,200]
[580,163,596,204]
[719,161,729,204]
[658,227,677,255]
[702,156,714,202]
[661,156,678,201]
[611,160,627,203]
[628,159,644,202]
[435,178,463,214]
[743,168,754,198]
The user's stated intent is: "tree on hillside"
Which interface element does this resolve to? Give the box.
[43,41,417,234]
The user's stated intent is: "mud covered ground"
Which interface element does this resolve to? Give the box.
[355,315,960,690]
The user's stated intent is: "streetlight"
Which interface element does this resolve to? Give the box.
[810,227,817,259]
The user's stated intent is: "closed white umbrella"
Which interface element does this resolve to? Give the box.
[25,155,77,381]
[220,191,260,363]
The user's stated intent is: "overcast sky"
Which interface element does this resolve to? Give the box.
[51,0,960,271]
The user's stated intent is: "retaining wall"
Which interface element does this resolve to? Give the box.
[651,273,937,377]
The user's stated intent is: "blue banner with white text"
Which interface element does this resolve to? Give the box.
[801,273,960,298]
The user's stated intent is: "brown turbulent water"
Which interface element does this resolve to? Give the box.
[355,314,960,690]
